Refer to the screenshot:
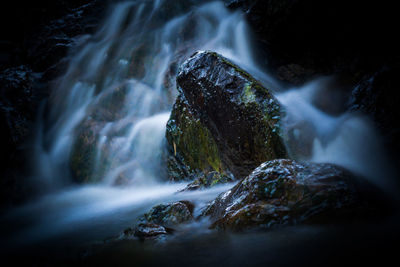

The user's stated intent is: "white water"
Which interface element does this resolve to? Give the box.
[1,0,396,247]
[277,78,397,192]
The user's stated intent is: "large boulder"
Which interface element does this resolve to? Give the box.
[166,51,287,181]
[202,159,385,231]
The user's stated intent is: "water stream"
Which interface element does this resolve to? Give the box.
[1,0,396,252]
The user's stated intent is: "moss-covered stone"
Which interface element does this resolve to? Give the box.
[165,95,223,181]
[166,51,287,181]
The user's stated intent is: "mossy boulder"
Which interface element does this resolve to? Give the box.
[202,159,385,231]
[165,94,224,181]
[166,51,287,181]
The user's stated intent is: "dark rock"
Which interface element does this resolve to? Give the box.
[166,51,287,181]
[349,65,400,135]
[202,159,386,231]
[349,64,400,171]
[141,201,194,228]
[0,66,36,147]
[1,0,105,71]
[120,201,194,241]
[133,223,170,240]
[0,66,40,208]
[116,223,173,242]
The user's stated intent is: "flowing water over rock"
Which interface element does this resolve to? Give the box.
[1,0,397,258]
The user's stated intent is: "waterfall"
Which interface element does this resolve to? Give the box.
[2,0,395,248]
[33,0,268,190]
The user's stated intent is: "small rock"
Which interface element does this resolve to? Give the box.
[133,223,170,240]
[142,201,194,227]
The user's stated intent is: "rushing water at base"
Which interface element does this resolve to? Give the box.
[1,0,397,252]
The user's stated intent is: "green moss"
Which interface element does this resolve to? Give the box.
[166,96,223,179]
[241,82,256,104]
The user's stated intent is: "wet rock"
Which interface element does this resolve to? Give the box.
[133,223,171,240]
[202,159,384,231]
[120,201,194,241]
[116,223,173,242]
[141,201,194,228]
[166,51,287,181]
[182,171,234,191]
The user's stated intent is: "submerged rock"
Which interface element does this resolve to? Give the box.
[166,51,287,181]
[202,159,384,231]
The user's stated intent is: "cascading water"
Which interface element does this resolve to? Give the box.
[1,0,396,250]
[34,0,272,189]
[277,78,397,192]
[2,0,264,247]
